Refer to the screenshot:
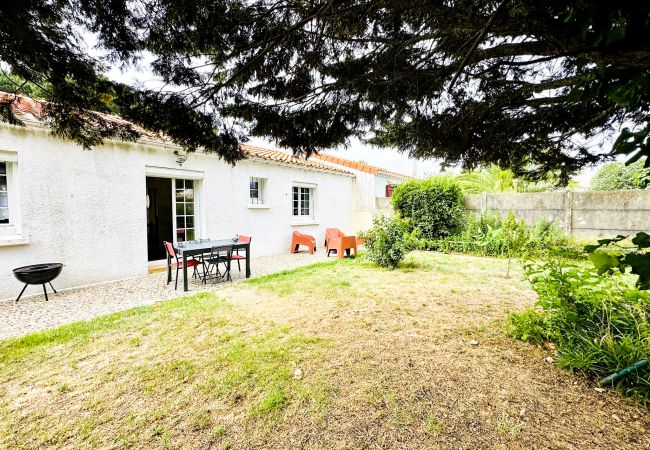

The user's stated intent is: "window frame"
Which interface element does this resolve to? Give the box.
[0,161,10,226]
[249,177,266,205]
[173,178,197,243]
[292,183,316,221]
[0,151,22,238]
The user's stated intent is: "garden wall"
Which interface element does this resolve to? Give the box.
[464,190,650,238]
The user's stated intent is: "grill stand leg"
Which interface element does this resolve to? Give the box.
[15,284,28,302]
[42,283,49,301]
[48,282,57,293]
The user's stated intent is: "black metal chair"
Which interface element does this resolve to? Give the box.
[201,245,234,284]
[163,241,203,289]
[226,235,251,272]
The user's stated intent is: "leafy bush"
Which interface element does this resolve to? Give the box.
[590,159,650,191]
[526,216,572,255]
[391,177,464,240]
[359,215,416,269]
[420,211,576,258]
[508,257,650,402]
[584,232,650,289]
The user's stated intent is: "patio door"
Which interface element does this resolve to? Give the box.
[174,178,196,243]
[146,177,173,261]
[146,175,199,261]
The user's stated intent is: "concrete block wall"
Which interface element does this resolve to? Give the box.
[465,190,650,238]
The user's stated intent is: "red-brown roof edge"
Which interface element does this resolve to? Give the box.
[0,92,351,176]
[312,152,412,179]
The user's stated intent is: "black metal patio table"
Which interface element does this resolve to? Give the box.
[171,239,251,291]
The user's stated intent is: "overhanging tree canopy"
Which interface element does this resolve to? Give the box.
[0,1,649,181]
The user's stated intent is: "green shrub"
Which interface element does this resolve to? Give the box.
[391,177,464,240]
[423,211,577,258]
[506,308,550,344]
[590,159,650,191]
[584,232,650,290]
[508,256,650,402]
[528,217,568,249]
[359,215,416,269]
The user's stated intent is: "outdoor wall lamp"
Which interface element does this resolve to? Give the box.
[175,151,188,166]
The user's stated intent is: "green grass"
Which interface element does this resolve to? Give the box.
[0,292,331,448]
[246,258,361,297]
[3,251,641,448]
[0,293,230,366]
[254,251,529,298]
[426,413,445,435]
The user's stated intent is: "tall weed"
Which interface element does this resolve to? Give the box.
[420,211,579,259]
[508,256,650,402]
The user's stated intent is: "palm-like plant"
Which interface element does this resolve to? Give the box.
[454,165,517,194]
[454,164,576,193]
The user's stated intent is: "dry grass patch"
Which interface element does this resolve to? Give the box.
[1,251,649,449]
[0,293,330,449]
[236,252,649,449]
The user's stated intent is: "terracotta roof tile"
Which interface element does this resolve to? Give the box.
[0,92,175,143]
[312,153,411,178]
[0,92,351,176]
[241,144,351,175]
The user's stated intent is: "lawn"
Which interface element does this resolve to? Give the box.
[1,252,648,449]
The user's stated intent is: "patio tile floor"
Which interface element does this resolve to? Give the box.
[0,251,329,340]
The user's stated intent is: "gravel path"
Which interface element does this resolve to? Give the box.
[0,251,329,340]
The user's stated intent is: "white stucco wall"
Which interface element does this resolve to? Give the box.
[351,172,376,232]
[374,174,391,198]
[0,124,354,300]
[374,173,409,198]
[312,157,410,231]
[312,159,378,231]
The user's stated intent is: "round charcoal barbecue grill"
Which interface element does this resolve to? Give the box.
[13,263,63,302]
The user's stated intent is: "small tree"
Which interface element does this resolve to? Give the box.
[359,216,416,269]
[502,211,529,277]
[391,177,464,240]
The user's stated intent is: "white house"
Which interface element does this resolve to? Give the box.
[311,153,411,230]
[0,94,407,300]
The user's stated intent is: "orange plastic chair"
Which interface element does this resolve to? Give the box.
[334,236,358,259]
[291,231,316,254]
[325,228,344,253]
[325,228,358,259]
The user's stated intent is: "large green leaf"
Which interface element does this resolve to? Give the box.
[589,251,620,275]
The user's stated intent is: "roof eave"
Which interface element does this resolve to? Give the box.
[246,156,354,177]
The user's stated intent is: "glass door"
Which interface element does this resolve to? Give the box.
[174,179,196,242]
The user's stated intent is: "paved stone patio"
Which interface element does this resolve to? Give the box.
[0,251,329,340]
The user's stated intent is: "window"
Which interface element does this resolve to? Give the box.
[0,162,8,224]
[0,152,27,244]
[250,177,265,204]
[292,186,314,218]
[175,178,195,242]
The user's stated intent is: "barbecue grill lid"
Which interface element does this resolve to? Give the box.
[13,263,64,273]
